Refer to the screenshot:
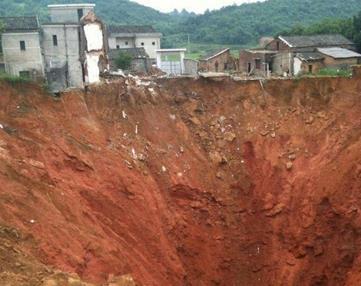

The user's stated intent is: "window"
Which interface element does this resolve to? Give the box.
[77,8,84,20]
[308,65,313,73]
[141,42,144,46]
[276,41,280,50]
[152,41,156,46]
[19,71,30,78]
[116,45,120,49]
[125,41,128,46]
[52,35,58,46]
[20,41,26,51]
[255,58,261,69]
[247,63,251,73]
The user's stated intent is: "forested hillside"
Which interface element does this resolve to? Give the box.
[1,0,361,47]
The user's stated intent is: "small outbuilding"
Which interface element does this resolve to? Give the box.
[239,49,276,77]
[317,47,361,69]
[199,48,235,72]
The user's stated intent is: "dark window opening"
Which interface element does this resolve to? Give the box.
[308,65,313,73]
[276,41,280,50]
[116,45,120,49]
[152,42,156,46]
[77,9,84,20]
[247,62,251,73]
[125,41,128,45]
[20,41,26,51]
[19,71,30,78]
[215,61,219,72]
[255,58,261,69]
[52,35,58,46]
[141,42,144,46]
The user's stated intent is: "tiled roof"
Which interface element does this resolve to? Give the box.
[109,48,149,59]
[200,48,230,61]
[296,52,324,62]
[317,47,361,59]
[0,16,39,32]
[279,34,354,48]
[107,25,157,34]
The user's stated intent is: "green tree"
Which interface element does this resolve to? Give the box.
[353,11,361,51]
[115,51,132,70]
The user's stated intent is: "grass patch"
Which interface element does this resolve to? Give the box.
[316,68,352,77]
[0,73,31,85]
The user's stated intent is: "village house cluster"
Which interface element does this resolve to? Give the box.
[1,2,361,92]
[0,3,162,92]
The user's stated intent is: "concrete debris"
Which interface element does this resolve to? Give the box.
[29,219,35,224]
[26,159,45,169]
[169,114,176,120]
[260,130,269,136]
[224,132,236,142]
[122,111,128,119]
[137,154,146,162]
[107,274,137,286]
[135,125,138,135]
[286,161,293,171]
[270,132,276,138]
[131,148,137,160]
[265,203,285,217]
[179,146,184,153]
[305,116,315,125]
[124,160,133,169]
[190,117,201,126]
[288,154,297,161]
[161,166,167,173]
[0,124,3,129]
[209,151,227,165]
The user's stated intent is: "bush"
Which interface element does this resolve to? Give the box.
[0,73,31,85]
[115,51,132,70]
[316,68,352,77]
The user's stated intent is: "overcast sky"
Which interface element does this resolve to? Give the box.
[132,0,263,14]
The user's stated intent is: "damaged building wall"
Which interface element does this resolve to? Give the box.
[81,12,109,85]
[42,24,84,92]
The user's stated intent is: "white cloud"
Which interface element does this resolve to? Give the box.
[132,0,264,14]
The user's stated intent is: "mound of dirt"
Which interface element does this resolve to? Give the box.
[0,73,360,285]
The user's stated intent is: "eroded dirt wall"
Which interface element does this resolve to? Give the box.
[0,75,360,285]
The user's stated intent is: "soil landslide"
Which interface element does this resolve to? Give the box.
[0,74,360,286]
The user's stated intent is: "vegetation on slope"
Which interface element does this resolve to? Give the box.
[280,12,361,51]
[1,0,361,48]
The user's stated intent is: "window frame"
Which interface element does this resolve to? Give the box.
[20,41,26,51]
[52,35,58,47]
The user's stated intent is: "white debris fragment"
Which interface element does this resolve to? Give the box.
[161,166,167,172]
[29,219,35,224]
[135,124,138,135]
[169,114,176,120]
[131,148,138,160]
[0,124,3,129]
[122,110,128,119]
[123,133,127,138]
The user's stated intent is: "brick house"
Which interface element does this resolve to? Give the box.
[198,48,235,72]
[239,49,277,77]
[265,34,357,76]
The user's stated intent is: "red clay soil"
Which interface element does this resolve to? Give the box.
[0,73,360,286]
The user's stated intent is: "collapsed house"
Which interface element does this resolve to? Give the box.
[0,3,109,92]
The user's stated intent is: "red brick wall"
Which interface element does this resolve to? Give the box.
[199,50,232,72]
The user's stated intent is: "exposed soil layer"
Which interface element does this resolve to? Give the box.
[0,74,360,285]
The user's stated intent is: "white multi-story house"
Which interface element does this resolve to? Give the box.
[107,25,162,60]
